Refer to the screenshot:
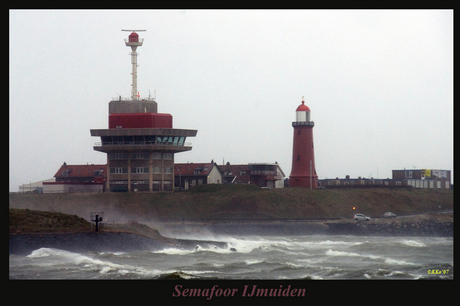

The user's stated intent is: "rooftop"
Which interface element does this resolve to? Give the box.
[174,163,218,176]
[54,164,107,179]
[296,101,310,112]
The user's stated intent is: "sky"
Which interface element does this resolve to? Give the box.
[9,9,453,191]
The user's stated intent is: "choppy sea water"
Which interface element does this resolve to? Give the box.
[9,235,453,280]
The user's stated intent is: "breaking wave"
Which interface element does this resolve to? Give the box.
[10,236,453,280]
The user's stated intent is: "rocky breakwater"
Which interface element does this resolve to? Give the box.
[325,213,453,237]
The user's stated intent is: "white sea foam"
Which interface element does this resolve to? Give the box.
[400,240,426,248]
[325,249,361,257]
[152,248,195,255]
[26,248,158,277]
[27,248,73,258]
[325,249,381,261]
[384,258,415,265]
[153,245,237,255]
[283,262,304,268]
[245,259,265,265]
[316,240,363,246]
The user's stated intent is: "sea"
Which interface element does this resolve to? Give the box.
[9,234,453,280]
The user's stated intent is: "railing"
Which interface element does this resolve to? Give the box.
[250,170,277,175]
[292,121,314,126]
[94,141,192,147]
[111,96,156,101]
[250,170,283,180]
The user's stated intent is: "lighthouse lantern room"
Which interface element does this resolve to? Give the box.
[295,101,311,123]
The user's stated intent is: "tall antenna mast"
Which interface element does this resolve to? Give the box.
[122,30,146,100]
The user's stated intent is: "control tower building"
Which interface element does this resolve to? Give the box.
[90,30,197,192]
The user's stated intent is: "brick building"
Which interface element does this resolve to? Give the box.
[392,169,451,189]
[221,163,285,188]
[318,169,452,190]
[42,163,107,193]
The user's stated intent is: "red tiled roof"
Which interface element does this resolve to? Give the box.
[221,164,250,175]
[174,163,215,176]
[54,164,107,178]
[220,164,251,183]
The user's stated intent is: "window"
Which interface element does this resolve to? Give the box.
[110,167,127,174]
[109,153,128,160]
[131,167,149,174]
[164,167,173,174]
[133,136,144,143]
[405,171,413,178]
[164,181,173,191]
[131,153,149,159]
[152,167,161,173]
[62,170,70,177]
[152,181,161,191]
[152,153,162,159]
[396,181,401,186]
[163,153,173,160]
[178,137,185,146]
[145,135,156,144]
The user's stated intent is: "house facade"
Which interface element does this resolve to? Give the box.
[221,163,285,188]
[392,169,451,190]
[174,162,222,190]
[318,169,452,190]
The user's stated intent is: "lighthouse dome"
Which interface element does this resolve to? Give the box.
[296,101,310,112]
[129,32,139,42]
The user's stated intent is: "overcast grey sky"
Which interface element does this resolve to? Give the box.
[9,10,453,191]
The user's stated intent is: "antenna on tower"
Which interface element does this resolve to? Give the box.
[122,29,146,100]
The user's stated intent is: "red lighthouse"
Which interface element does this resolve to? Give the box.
[289,98,318,189]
